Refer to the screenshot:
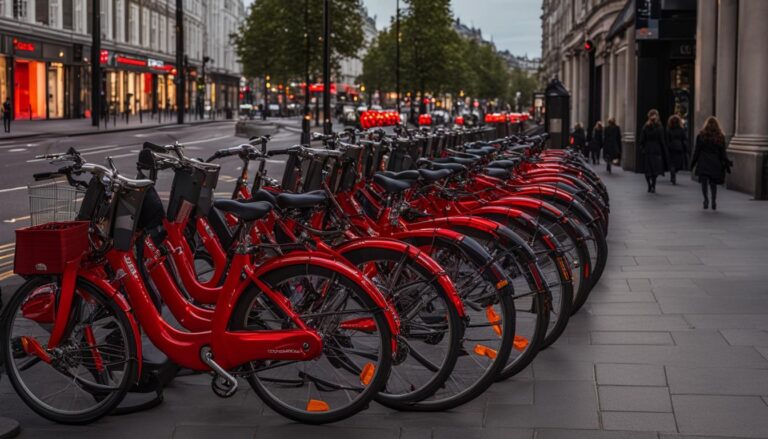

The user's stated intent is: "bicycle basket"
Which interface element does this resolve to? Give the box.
[27,180,85,226]
[14,221,90,275]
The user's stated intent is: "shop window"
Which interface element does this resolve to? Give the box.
[0,57,7,104]
[14,60,46,119]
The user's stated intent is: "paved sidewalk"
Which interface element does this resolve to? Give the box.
[0,114,229,140]
[2,165,768,438]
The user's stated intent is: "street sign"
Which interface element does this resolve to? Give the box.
[636,0,660,40]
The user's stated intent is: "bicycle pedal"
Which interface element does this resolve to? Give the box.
[200,347,238,398]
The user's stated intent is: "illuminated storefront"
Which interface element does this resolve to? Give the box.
[3,36,75,120]
[101,51,176,115]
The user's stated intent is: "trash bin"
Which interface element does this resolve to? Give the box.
[544,78,571,149]
[225,108,233,119]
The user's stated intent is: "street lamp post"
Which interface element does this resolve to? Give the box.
[90,0,100,127]
[302,0,311,144]
[322,0,332,134]
[176,0,185,124]
[395,0,400,115]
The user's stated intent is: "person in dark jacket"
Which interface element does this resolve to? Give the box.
[2,98,11,133]
[666,115,688,185]
[691,116,730,210]
[589,121,604,165]
[571,123,587,157]
[638,109,668,193]
[603,117,622,174]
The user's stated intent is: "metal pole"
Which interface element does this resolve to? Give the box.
[395,0,400,115]
[176,0,185,124]
[302,0,311,144]
[90,0,101,126]
[322,0,331,134]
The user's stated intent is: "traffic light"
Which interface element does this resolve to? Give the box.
[584,40,594,52]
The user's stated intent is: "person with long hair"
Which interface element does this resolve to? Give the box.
[638,109,668,193]
[572,122,587,156]
[589,121,604,165]
[603,117,622,174]
[666,115,688,185]
[691,116,730,210]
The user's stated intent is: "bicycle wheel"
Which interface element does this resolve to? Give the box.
[1,276,138,424]
[444,225,547,379]
[397,235,515,411]
[339,246,463,407]
[232,263,392,424]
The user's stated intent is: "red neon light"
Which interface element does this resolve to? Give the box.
[100,50,109,64]
[151,64,175,72]
[116,56,147,67]
[13,39,35,52]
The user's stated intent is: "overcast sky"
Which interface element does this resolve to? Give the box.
[243,1,543,58]
[362,0,543,58]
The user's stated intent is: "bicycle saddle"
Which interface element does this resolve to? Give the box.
[428,162,466,172]
[248,188,278,205]
[484,168,510,179]
[464,147,494,157]
[382,170,420,181]
[276,190,328,209]
[373,174,413,194]
[434,156,479,166]
[213,199,273,221]
[418,168,453,183]
[487,159,519,169]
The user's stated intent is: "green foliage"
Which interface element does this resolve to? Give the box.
[360,0,535,107]
[508,67,539,110]
[234,0,365,82]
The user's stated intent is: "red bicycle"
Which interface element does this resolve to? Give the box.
[2,149,394,424]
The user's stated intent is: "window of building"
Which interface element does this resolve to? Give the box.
[35,0,47,25]
[13,0,29,21]
[115,0,124,42]
[129,3,139,45]
[49,0,61,28]
[74,0,85,33]
[141,7,150,46]
[169,18,176,53]
[150,11,158,50]
[159,15,167,53]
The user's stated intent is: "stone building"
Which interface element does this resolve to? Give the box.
[541,0,767,199]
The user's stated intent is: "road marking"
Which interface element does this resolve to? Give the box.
[0,186,26,194]
[0,242,15,250]
[0,260,12,268]
[0,253,14,261]
[184,135,232,145]
[108,153,136,159]
[3,215,30,224]
[0,270,16,281]
[8,148,26,152]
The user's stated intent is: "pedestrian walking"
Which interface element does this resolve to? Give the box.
[639,109,668,193]
[2,97,11,133]
[571,123,587,157]
[691,116,731,210]
[666,115,688,185]
[589,121,604,165]
[603,117,622,174]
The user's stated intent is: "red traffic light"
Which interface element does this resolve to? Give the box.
[584,40,594,52]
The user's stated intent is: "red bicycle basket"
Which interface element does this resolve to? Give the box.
[14,221,89,275]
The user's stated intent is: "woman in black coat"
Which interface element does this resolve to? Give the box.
[603,118,622,174]
[571,123,587,157]
[589,121,604,165]
[638,109,668,193]
[691,116,730,210]
[666,115,688,185]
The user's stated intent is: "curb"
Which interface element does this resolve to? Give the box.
[0,119,232,141]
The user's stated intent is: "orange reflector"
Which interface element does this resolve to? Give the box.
[486,306,502,337]
[306,399,330,412]
[513,335,530,352]
[474,344,498,359]
[360,362,376,385]
[495,279,509,290]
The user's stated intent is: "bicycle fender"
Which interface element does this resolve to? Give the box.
[335,237,465,318]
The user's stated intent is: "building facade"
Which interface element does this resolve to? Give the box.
[541,0,767,199]
[0,0,242,120]
[338,6,377,92]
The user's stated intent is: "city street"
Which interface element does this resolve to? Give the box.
[0,119,298,284]
[2,141,767,437]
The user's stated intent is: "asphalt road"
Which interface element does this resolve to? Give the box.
[0,120,300,283]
